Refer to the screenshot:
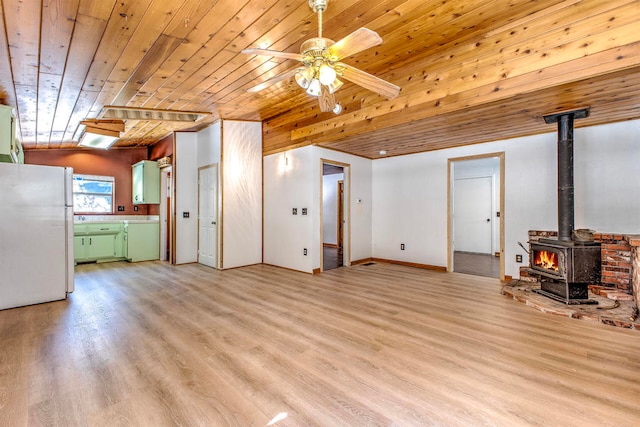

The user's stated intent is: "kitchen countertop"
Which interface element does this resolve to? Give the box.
[75,215,159,224]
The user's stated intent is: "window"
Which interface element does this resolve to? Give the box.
[73,174,115,214]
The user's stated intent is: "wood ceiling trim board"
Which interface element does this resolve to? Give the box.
[13,85,37,142]
[51,13,110,143]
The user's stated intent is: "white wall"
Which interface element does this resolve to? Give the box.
[372,119,640,278]
[264,146,372,273]
[174,132,199,264]
[322,173,343,245]
[175,120,262,269]
[222,120,262,269]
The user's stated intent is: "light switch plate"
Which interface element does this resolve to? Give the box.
[292,208,297,215]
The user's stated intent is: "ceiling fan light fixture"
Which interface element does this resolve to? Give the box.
[306,78,322,97]
[295,68,313,89]
[326,78,343,94]
[318,64,337,85]
[332,103,342,114]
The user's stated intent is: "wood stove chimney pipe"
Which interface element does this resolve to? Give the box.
[543,108,590,241]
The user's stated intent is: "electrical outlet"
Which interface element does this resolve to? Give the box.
[117,206,125,212]
[516,254,523,263]
[302,208,307,215]
[401,243,405,250]
[133,205,139,211]
[183,211,189,218]
[303,248,307,256]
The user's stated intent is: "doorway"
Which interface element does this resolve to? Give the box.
[448,153,504,279]
[198,164,218,269]
[321,160,349,271]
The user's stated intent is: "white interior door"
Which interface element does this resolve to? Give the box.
[198,166,218,268]
[453,176,492,253]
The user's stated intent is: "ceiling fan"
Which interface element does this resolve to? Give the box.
[242,0,400,114]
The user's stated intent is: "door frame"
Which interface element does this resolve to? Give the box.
[447,152,505,280]
[159,166,172,262]
[198,163,219,269]
[320,159,351,272]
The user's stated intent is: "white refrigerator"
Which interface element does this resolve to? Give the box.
[0,162,74,310]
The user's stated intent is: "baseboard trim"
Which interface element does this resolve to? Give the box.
[313,268,321,274]
[371,258,447,272]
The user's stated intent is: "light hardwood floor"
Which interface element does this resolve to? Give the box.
[1,261,639,426]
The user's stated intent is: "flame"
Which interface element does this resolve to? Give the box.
[534,250,559,271]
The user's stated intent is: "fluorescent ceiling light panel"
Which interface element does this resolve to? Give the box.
[78,129,120,150]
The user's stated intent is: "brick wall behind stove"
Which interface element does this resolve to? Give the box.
[595,234,632,292]
[525,230,632,293]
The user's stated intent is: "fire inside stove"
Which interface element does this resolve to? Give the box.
[534,250,559,271]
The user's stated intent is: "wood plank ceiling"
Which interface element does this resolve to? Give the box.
[0,0,638,159]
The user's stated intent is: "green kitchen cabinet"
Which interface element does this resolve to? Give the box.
[74,223,122,263]
[0,104,20,163]
[132,160,160,204]
[124,222,159,262]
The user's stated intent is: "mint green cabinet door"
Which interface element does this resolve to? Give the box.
[74,236,87,262]
[132,160,160,204]
[87,235,116,259]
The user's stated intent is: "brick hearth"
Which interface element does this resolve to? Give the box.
[513,230,639,330]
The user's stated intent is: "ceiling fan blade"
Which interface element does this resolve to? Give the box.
[241,48,303,62]
[326,28,382,61]
[318,85,336,113]
[247,68,300,93]
[339,64,400,99]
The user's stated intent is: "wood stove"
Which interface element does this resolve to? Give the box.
[529,108,601,304]
[530,239,600,303]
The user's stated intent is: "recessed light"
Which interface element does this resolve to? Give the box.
[379,150,387,155]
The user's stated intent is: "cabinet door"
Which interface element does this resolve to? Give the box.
[87,235,116,259]
[74,236,87,261]
[132,162,144,203]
